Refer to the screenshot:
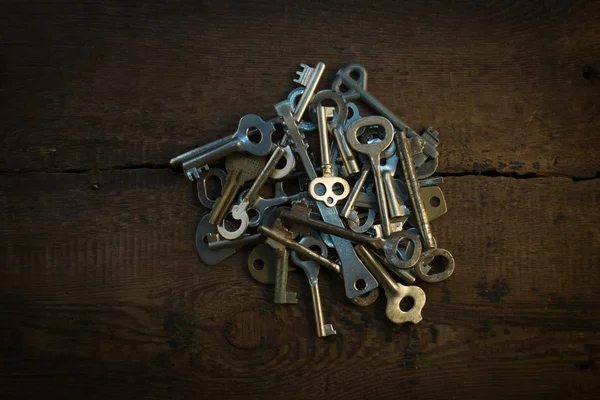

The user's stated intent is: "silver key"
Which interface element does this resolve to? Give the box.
[263,224,298,304]
[287,87,316,132]
[307,105,350,207]
[290,236,336,337]
[175,114,275,180]
[340,163,370,220]
[395,131,455,282]
[311,90,360,176]
[355,245,426,324]
[293,62,326,124]
[346,116,394,237]
[275,100,378,299]
[206,232,263,251]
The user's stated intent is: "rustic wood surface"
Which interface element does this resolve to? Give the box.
[1,1,599,399]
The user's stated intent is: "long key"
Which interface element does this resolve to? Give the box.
[355,245,426,324]
[217,138,289,239]
[346,116,394,237]
[290,236,336,337]
[280,209,422,270]
[275,100,378,299]
[293,62,326,124]
[311,90,360,176]
[332,64,419,138]
[307,105,350,207]
[209,154,266,225]
[176,114,275,180]
[263,223,298,304]
[396,131,455,282]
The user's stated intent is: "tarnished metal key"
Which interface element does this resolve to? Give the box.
[293,62,326,124]
[396,131,455,282]
[195,215,236,265]
[307,105,350,207]
[196,167,227,209]
[173,114,275,180]
[217,138,289,239]
[290,236,337,337]
[346,116,394,237]
[280,209,422,270]
[275,100,378,299]
[209,154,266,225]
[355,245,426,324]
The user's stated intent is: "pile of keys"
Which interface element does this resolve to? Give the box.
[170,62,455,337]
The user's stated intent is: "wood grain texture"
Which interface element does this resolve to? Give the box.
[1,0,600,176]
[1,170,599,399]
[2,1,600,398]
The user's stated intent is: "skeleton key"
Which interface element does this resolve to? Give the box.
[293,62,326,124]
[307,105,350,207]
[280,209,422,270]
[346,116,394,237]
[290,236,336,337]
[196,167,227,209]
[195,215,236,265]
[311,90,360,176]
[209,154,266,225]
[263,223,298,304]
[355,245,426,324]
[275,100,378,299]
[380,146,411,232]
[177,114,275,180]
[217,139,289,239]
[288,87,316,132]
[396,131,455,282]
[332,64,421,139]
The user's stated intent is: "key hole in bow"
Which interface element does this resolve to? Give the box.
[429,196,441,207]
[253,258,265,271]
[314,183,327,196]
[246,126,263,144]
[349,69,361,81]
[399,296,415,311]
[205,175,223,201]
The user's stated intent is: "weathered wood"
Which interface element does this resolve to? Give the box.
[1,1,600,176]
[1,170,599,399]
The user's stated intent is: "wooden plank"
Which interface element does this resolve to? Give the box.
[1,170,599,399]
[1,0,600,176]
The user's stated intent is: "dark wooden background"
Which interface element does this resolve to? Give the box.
[1,1,600,399]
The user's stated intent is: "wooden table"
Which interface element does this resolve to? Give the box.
[1,1,599,398]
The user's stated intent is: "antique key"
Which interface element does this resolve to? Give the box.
[280,209,422,270]
[293,62,326,124]
[275,99,378,299]
[196,167,227,209]
[355,245,426,324]
[173,114,275,180]
[217,138,289,239]
[195,215,236,265]
[290,236,337,337]
[396,131,455,282]
[346,116,394,237]
[209,154,266,225]
[307,105,350,207]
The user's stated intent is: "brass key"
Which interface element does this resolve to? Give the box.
[209,154,266,225]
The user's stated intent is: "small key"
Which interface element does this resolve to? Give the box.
[175,114,275,180]
[311,90,360,176]
[218,138,289,239]
[280,209,422,270]
[355,245,426,324]
[293,62,326,124]
[209,154,266,225]
[287,87,316,132]
[206,232,263,251]
[290,236,337,337]
[307,105,350,207]
[346,116,395,237]
[196,167,227,209]
[380,146,411,232]
[396,131,455,282]
[347,209,376,233]
[407,186,448,225]
[195,215,236,265]
[275,100,378,299]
